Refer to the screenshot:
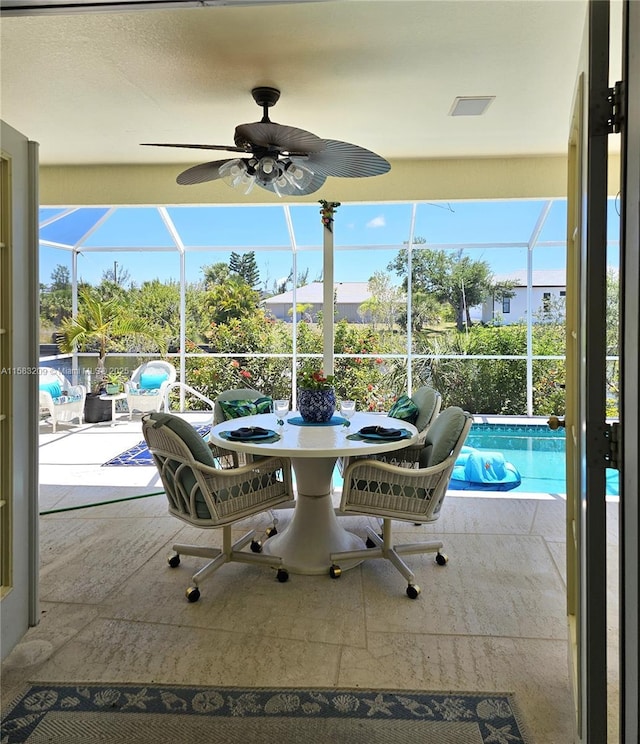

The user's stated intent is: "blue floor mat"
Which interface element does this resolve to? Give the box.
[103,424,211,466]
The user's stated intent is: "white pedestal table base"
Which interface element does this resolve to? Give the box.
[261,456,365,575]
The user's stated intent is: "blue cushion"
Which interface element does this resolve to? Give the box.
[140,372,168,390]
[40,380,62,398]
[53,394,83,404]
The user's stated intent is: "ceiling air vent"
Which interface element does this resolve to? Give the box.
[449,96,495,117]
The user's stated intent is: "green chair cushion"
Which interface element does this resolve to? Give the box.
[388,395,419,424]
[419,407,468,468]
[148,412,216,467]
[148,412,218,519]
[217,473,277,503]
[353,478,429,500]
[411,386,439,432]
[219,396,273,420]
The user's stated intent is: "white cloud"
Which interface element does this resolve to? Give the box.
[366,215,386,229]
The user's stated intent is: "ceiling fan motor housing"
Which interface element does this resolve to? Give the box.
[251,87,281,109]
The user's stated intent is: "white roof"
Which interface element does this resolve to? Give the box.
[264,282,374,305]
[493,269,566,287]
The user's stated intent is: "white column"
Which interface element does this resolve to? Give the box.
[320,201,340,376]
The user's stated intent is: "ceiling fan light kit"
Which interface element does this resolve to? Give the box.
[142,86,390,196]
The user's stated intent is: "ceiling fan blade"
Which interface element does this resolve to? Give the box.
[176,159,237,186]
[258,170,327,197]
[234,122,324,154]
[303,139,391,178]
[141,143,247,153]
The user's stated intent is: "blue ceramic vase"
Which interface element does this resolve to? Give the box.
[298,388,336,423]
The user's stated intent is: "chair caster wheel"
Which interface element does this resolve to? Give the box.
[276,568,289,583]
[435,552,448,566]
[250,539,263,553]
[329,564,342,579]
[365,537,376,549]
[186,586,200,603]
[406,584,421,599]
[167,553,180,568]
[265,526,278,538]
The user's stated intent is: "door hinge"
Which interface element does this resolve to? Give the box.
[608,81,624,133]
[604,421,620,470]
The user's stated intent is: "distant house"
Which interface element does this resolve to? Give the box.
[263,282,374,323]
[480,269,567,324]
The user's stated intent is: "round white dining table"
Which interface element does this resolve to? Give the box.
[209,411,418,575]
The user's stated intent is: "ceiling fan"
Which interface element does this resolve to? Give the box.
[141,87,391,196]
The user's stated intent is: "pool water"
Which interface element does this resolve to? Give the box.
[332,423,620,495]
[465,424,620,495]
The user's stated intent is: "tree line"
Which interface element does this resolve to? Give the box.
[39,247,619,416]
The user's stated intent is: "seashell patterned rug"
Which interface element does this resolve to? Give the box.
[1,684,532,743]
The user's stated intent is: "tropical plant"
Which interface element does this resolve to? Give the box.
[229,250,260,289]
[204,277,260,324]
[388,244,516,331]
[298,362,334,390]
[58,288,165,391]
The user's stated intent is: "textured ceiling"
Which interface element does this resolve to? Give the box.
[0,0,622,169]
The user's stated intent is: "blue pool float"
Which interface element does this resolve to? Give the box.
[449,446,522,491]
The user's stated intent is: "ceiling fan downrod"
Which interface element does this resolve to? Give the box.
[251,86,281,123]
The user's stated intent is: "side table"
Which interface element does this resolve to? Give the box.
[99,392,127,427]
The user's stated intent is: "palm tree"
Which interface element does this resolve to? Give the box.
[58,288,165,391]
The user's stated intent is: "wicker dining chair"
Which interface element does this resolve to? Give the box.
[338,385,442,475]
[142,411,293,602]
[330,406,473,598]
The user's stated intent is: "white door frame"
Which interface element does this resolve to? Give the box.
[0,120,40,661]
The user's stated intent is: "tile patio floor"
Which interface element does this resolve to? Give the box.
[1,412,621,743]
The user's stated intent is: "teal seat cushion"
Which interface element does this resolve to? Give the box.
[40,380,62,398]
[353,478,429,500]
[388,395,419,424]
[411,386,439,432]
[140,372,168,390]
[217,473,277,503]
[419,407,469,468]
[219,396,273,420]
[148,412,217,519]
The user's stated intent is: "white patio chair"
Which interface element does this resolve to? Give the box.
[38,367,86,433]
[125,360,176,418]
[142,411,293,602]
[330,406,473,598]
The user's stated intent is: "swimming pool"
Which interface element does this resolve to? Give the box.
[331,423,619,495]
[465,424,620,495]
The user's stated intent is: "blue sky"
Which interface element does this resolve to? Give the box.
[39,199,620,290]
